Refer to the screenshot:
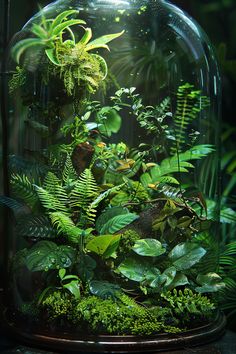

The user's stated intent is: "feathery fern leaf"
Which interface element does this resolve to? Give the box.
[35,185,70,214]
[16,215,58,239]
[50,211,86,244]
[0,196,26,216]
[11,174,39,209]
[172,83,210,153]
[63,154,77,183]
[43,172,69,206]
[70,169,99,223]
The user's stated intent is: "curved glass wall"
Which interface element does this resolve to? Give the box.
[2,0,223,346]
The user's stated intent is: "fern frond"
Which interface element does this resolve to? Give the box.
[172,83,210,153]
[35,185,70,214]
[50,211,81,243]
[70,168,99,210]
[11,174,38,209]
[43,172,69,206]
[16,215,58,240]
[63,154,77,183]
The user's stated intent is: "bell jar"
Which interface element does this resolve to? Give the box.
[2,0,225,351]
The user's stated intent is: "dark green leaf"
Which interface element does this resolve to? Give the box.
[76,254,96,282]
[97,107,122,137]
[100,213,138,234]
[132,239,166,257]
[89,280,121,299]
[195,273,225,293]
[86,234,121,258]
[168,242,206,270]
[25,241,76,272]
[118,257,150,282]
[95,206,129,232]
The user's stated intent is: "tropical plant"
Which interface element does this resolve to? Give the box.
[3,9,225,334]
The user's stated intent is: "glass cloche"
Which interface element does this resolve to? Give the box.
[2,0,225,351]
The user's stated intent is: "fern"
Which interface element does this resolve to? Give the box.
[70,168,99,223]
[35,185,69,214]
[140,145,213,189]
[50,211,82,244]
[172,83,210,153]
[62,154,77,183]
[11,174,39,209]
[43,172,69,206]
[16,215,58,240]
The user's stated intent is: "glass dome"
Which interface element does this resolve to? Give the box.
[2,0,224,350]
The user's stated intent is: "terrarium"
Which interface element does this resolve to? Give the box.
[2,0,225,352]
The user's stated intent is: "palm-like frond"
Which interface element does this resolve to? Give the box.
[35,185,69,214]
[172,83,210,154]
[11,174,39,209]
[50,211,81,244]
[16,215,58,240]
[62,154,77,183]
[70,169,99,220]
[43,172,69,206]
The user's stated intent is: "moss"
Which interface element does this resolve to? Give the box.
[161,288,216,326]
[51,42,105,96]
[9,66,26,94]
[118,229,141,255]
[70,294,180,335]
[42,290,74,321]
[19,301,40,317]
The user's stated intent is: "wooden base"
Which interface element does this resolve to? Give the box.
[2,311,226,353]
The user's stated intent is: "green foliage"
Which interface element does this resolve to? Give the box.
[9,66,26,94]
[133,239,166,257]
[86,234,121,258]
[25,240,76,272]
[11,174,38,209]
[118,229,141,255]
[70,168,99,224]
[168,242,206,271]
[100,213,138,234]
[161,289,215,326]
[16,215,58,240]
[172,83,210,153]
[89,280,121,299]
[42,290,74,321]
[71,295,180,335]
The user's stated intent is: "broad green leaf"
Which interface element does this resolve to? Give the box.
[97,107,122,137]
[25,241,76,272]
[95,206,129,233]
[51,19,86,36]
[63,280,80,299]
[195,273,225,293]
[89,280,121,299]
[168,242,206,270]
[132,239,166,257]
[166,273,189,290]
[86,234,121,258]
[100,213,138,234]
[85,30,124,51]
[76,254,96,282]
[11,38,46,63]
[118,257,150,282]
[59,268,66,279]
[140,173,152,188]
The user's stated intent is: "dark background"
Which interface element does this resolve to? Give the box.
[0,0,236,279]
